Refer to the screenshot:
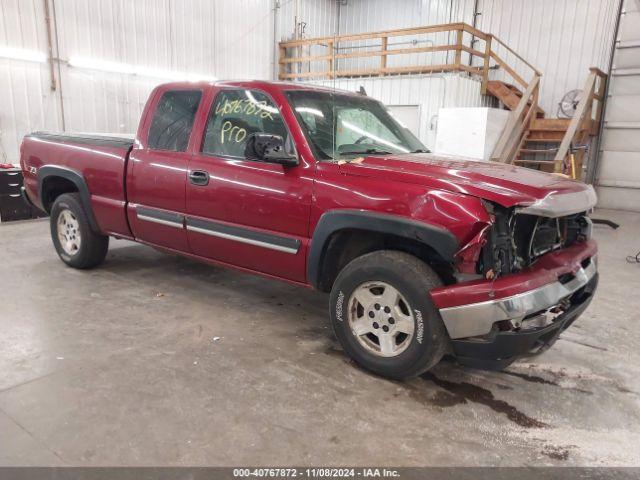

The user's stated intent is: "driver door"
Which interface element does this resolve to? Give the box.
[185,87,312,283]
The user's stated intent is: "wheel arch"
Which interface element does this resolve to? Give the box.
[38,165,100,232]
[308,210,459,292]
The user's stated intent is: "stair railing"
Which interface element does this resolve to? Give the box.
[490,74,541,163]
[278,23,536,90]
[279,22,543,165]
[552,67,607,173]
[278,23,488,81]
[487,35,542,91]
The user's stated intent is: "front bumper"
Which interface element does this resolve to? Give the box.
[451,272,598,369]
[430,240,598,369]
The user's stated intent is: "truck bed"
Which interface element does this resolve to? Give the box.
[21,131,135,237]
[27,131,135,149]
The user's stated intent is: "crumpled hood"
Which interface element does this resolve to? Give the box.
[338,153,592,209]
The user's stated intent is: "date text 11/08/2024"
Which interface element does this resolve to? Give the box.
[232,468,400,478]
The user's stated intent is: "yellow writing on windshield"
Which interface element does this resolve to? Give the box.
[215,99,274,120]
[220,121,247,144]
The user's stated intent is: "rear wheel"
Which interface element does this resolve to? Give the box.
[329,250,450,379]
[50,193,109,269]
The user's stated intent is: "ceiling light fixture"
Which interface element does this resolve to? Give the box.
[0,46,47,63]
[68,56,216,82]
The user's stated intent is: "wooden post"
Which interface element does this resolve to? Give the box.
[380,36,388,76]
[482,34,492,94]
[43,0,57,91]
[327,40,334,79]
[491,75,539,163]
[592,68,606,134]
[278,44,287,80]
[455,28,463,66]
[554,71,597,171]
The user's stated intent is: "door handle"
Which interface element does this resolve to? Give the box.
[189,170,209,186]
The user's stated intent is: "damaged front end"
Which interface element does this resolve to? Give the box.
[435,193,598,370]
[453,201,593,281]
[477,202,593,279]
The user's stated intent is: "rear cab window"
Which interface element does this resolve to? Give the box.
[202,89,293,159]
[148,90,202,152]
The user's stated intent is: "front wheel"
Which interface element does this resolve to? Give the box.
[50,193,109,269]
[329,250,450,379]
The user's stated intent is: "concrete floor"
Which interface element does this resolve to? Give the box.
[0,208,639,467]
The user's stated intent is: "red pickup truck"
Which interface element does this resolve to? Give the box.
[20,80,598,378]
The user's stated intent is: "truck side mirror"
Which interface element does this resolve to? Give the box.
[245,133,299,167]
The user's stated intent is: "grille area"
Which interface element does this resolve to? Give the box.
[478,206,592,277]
[513,213,590,265]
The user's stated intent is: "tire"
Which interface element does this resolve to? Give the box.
[329,250,450,380]
[50,193,109,269]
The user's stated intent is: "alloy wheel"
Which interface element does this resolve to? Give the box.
[57,209,81,256]
[347,281,415,357]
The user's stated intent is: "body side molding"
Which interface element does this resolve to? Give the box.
[186,217,301,254]
[135,205,184,229]
[307,210,459,289]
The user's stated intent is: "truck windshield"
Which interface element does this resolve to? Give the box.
[286,90,427,160]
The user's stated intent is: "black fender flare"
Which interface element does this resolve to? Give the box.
[307,210,459,289]
[37,165,100,232]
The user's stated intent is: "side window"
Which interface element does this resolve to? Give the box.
[148,90,202,152]
[202,89,289,158]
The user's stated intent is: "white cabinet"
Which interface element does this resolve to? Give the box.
[435,107,510,161]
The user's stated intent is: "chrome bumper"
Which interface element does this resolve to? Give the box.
[440,259,597,340]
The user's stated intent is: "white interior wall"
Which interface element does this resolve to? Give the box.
[328,0,619,116]
[596,0,640,212]
[474,0,619,116]
[0,0,276,164]
[277,0,338,41]
[334,0,465,72]
[0,0,621,169]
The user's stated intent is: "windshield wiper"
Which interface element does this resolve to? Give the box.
[410,149,430,153]
[339,148,393,156]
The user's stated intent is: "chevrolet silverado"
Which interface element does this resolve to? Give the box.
[20,80,598,378]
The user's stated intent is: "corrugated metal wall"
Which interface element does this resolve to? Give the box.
[0,1,61,164]
[277,0,338,41]
[0,0,620,169]
[0,0,276,164]
[596,0,640,211]
[474,0,619,116]
[333,0,466,72]
[290,0,618,156]
[322,0,619,116]
[275,0,339,77]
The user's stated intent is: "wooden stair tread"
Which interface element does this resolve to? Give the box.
[486,80,546,117]
[525,137,562,143]
[527,130,565,136]
[519,148,558,153]
[486,81,521,110]
[514,159,557,164]
[530,118,571,130]
[514,118,569,169]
